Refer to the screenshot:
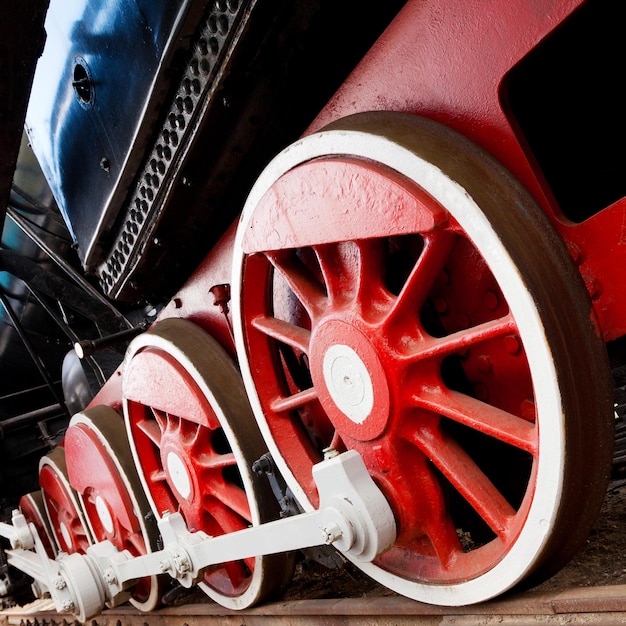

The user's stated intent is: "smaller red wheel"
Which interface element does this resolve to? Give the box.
[65,405,163,612]
[123,318,294,609]
[18,491,56,559]
[39,446,92,555]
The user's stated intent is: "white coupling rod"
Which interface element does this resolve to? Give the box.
[110,450,397,588]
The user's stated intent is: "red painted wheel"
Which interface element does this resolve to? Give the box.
[64,405,163,612]
[18,491,56,559]
[232,112,614,605]
[39,446,92,555]
[123,318,293,609]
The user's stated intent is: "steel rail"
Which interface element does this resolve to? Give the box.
[4,585,626,626]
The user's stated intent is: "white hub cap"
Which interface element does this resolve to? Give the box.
[167,451,192,500]
[60,522,72,550]
[95,495,114,534]
[323,344,374,424]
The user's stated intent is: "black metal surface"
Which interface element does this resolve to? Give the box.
[25,0,202,267]
[0,0,49,232]
[7,0,408,307]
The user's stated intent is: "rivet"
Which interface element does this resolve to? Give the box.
[53,577,66,590]
[503,335,521,355]
[483,290,499,311]
[62,600,75,612]
[321,522,343,544]
[322,447,339,460]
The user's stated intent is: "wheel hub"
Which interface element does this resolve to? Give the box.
[311,320,390,441]
[165,451,192,501]
[60,522,72,550]
[94,495,114,535]
[322,344,373,424]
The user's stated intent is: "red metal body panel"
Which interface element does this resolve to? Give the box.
[308,0,625,341]
[90,224,237,409]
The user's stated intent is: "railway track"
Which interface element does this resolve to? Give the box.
[4,585,626,626]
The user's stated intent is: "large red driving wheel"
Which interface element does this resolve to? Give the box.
[39,446,92,555]
[64,405,163,612]
[123,318,293,609]
[231,112,614,605]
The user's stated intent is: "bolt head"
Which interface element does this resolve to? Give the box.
[104,568,116,585]
[320,522,343,545]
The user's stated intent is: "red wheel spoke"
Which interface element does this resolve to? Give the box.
[353,239,390,308]
[313,241,389,312]
[150,407,168,431]
[251,315,311,353]
[136,416,163,446]
[59,508,74,525]
[417,469,465,568]
[384,231,457,331]
[149,468,168,483]
[196,451,237,471]
[410,422,516,537]
[270,386,318,413]
[207,485,251,525]
[124,531,147,557]
[312,243,350,305]
[223,559,253,588]
[266,250,327,321]
[409,314,517,363]
[414,388,537,453]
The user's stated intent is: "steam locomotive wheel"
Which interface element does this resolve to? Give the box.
[39,446,92,555]
[231,112,614,605]
[64,405,163,612]
[18,491,56,559]
[123,318,293,610]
